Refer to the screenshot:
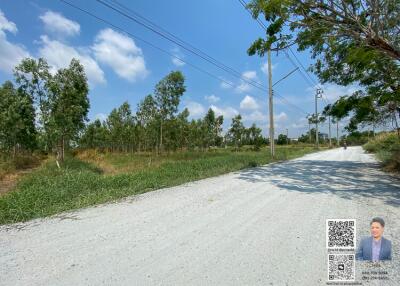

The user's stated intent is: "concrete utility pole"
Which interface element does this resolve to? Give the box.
[315,89,323,149]
[328,115,332,148]
[307,114,311,143]
[286,128,289,145]
[373,123,375,137]
[336,120,339,146]
[268,49,275,158]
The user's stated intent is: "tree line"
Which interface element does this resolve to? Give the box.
[79,72,268,153]
[79,103,267,153]
[1,58,269,163]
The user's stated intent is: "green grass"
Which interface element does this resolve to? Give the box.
[0,146,321,225]
[363,132,400,172]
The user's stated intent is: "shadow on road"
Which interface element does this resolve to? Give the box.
[236,160,400,207]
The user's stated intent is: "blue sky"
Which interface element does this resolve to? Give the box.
[0,0,357,137]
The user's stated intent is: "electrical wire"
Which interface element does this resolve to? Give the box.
[96,0,268,92]
[59,0,310,117]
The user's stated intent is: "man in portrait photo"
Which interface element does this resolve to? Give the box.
[356,217,392,261]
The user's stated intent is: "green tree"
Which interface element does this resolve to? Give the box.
[198,109,224,150]
[154,71,186,153]
[48,58,90,162]
[344,131,371,145]
[214,115,224,147]
[14,58,52,150]
[246,0,399,59]
[277,134,289,145]
[188,118,202,150]
[298,128,326,144]
[0,81,36,155]
[228,114,245,150]
[79,119,107,149]
[136,94,158,152]
[176,108,190,150]
[247,123,263,149]
[246,0,400,132]
[106,102,135,152]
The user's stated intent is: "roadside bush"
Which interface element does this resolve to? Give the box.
[0,154,41,180]
[363,132,400,172]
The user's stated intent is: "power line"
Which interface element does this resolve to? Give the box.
[59,0,306,116]
[284,50,314,87]
[286,48,332,105]
[273,67,299,87]
[238,0,268,31]
[240,0,331,106]
[102,0,313,116]
[110,0,318,114]
[108,0,266,90]
[100,0,313,116]
[96,0,268,92]
[283,49,331,106]
[274,90,309,116]
[60,0,309,117]
[288,47,318,87]
[58,1,243,92]
[237,0,309,116]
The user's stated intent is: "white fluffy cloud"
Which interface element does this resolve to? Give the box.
[242,111,287,124]
[172,57,185,66]
[242,70,257,80]
[92,28,148,82]
[220,79,233,89]
[236,82,251,93]
[204,94,220,103]
[235,70,258,93]
[275,111,288,122]
[210,105,238,120]
[185,101,205,117]
[242,110,267,122]
[39,35,105,85]
[240,95,259,110]
[261,62,277,75]
[291,117,308,128]
[171,47,185,67]
[0,10,17,33]
[0,10,30,74]
[40,11,80,37]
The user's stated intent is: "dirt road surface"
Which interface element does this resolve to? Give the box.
[1,146,399,285]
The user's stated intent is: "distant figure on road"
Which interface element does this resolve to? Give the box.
[356,217,392,261]
[343,140,347,150]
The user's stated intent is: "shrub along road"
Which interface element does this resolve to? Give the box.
[1,146,399,285]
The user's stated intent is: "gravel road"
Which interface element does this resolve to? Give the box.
[1,146,399,285]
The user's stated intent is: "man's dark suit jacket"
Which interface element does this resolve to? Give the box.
[356,236,392,261]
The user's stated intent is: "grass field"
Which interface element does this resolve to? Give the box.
[0,145,323,225]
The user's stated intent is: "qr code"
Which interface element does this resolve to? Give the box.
[328,254,355,281]
[326,219,356,248]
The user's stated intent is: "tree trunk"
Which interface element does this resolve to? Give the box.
[159,120,163,154]
[57,136,65,163]
[62,136,65,162]
[13,144,16,159]
[393,111,400,138]
[56,141,62,168]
